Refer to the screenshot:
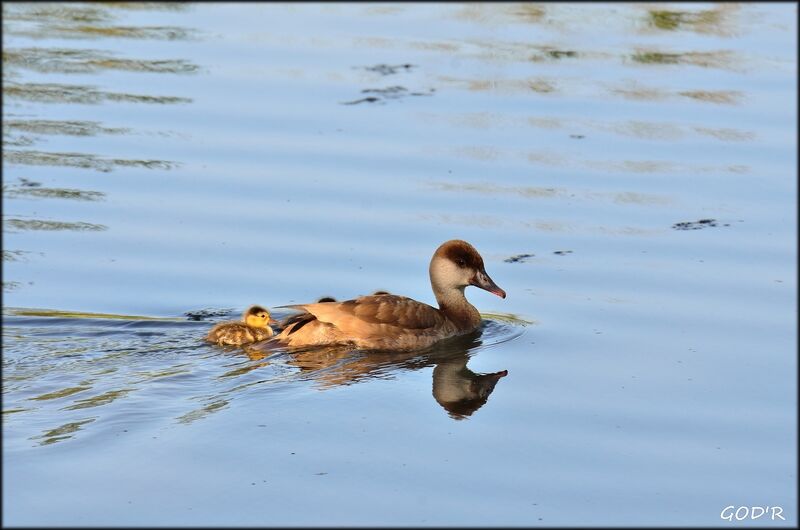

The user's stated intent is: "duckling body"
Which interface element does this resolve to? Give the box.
[206,305,274,346]
[276,240,505,351]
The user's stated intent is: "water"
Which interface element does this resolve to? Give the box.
[2,2,797,526]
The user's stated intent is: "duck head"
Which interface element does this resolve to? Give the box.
[429,240,506,298]
[243,305,276,328]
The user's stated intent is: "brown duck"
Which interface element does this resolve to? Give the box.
[276,240,506,350]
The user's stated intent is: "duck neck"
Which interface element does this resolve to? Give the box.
[434,285,481,331]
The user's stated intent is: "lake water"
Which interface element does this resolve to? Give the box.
[2,2,797,526]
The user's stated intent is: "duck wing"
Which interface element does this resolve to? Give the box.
[282,294,446,339]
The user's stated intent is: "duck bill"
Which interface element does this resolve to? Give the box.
[471,269,506,299]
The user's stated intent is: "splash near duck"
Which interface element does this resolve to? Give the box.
[206,305,274,346]
[275,240,506,351]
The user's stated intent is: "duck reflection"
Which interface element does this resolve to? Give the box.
[246,326,507,419]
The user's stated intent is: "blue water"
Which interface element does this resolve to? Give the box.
[3,3,796,526]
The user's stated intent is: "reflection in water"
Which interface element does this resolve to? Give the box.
[176,399,229,425]
[611,82,743,105]
[2,309,524,446]
[3,47,199,74]
[4,119,129,138]
[2,2,195,41]
[4,178,106,201]
[30,385,93,401]
[249,323,513,419]
[33,418,96,446]
[3,81,193,105]
[629,50,740,70]
[3,250,38,262]
[453,3,546,25]
[359,63,416,76]
[3,1,196,293]
[437,75,558,94]
[433,356,507,421]
[642,5,739,36]
[4,149,177,172]
[4,218,107,232]
[428,181,672,205]
[420,112,756,144]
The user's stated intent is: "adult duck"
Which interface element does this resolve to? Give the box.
[276,240,506,350]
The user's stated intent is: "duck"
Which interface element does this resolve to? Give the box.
[316,296,337,303]
[206,305,275,346]
[275,240,506,351]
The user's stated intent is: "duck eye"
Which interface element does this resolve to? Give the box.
[456,258,466,267]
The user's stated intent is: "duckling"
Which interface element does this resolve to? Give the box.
[206,305,274,346]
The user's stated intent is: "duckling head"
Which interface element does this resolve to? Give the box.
[429,240,506,298]
[243,305,272,329]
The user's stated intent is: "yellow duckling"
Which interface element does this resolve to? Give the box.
[206,305,274,346]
